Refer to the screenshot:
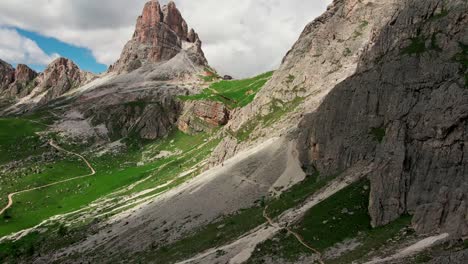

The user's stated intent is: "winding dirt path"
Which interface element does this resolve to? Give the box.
[0,141,96,216]
[263,205,325,264]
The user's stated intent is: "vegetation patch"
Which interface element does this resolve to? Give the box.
[429,7,449,21]
[452,42,468,87]
[402,36,427,55]
[0,118,46,164]
[343,48,352,57]
[0,115,220,238]
[137,207,265,263]
[231,97,304,142]
[180,71,274,109]
[266,172,330,218]
[249,179,412,263]
[286,74,295,84]
[352,20,369,39]
[135,172,334,263]
[200,67,221,82]
[370,127,386,143]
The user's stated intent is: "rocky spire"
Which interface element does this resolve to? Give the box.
[162,1,189,41]
[110,0,207,73]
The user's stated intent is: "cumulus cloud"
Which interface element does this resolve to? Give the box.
[0,27,59,66]
[0,0,331,77]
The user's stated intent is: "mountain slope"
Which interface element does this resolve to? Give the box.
[0,0,466,263]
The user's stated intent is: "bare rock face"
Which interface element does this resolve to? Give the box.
[37,57,94,103]
[7,64,38,98]
[77,81,188,140]
[0,59,15,92]
[110,0,207,73]
[0,61,37,98]
[15,64,37,83]
[163,1,189,41]
[178,100,230,134]
[296,0,467,237]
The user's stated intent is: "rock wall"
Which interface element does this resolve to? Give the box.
[296,0,467,236]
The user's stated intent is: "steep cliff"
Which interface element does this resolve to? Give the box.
[294,0,467,236]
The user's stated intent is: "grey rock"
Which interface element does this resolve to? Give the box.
[428,249,468,264]
[295,0,467,236]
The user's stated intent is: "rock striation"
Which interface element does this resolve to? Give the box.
[110,0,207,73]
[295,0,467,237]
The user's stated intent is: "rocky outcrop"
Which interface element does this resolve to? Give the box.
[0,59,15,92]
[178,100,230,134]
[68,78,190,141]
[0,61,37,98]
[7,64,38,98]
[295,0,467,237]
[428,249,468,264]
[36,57,94,104]
[110,0,207,73]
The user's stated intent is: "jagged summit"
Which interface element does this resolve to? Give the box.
[110,0,207,73]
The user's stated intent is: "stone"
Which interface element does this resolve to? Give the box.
[178,100,230,134]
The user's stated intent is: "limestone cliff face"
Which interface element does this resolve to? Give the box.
[295,0,467,236]
[110,0,207,73]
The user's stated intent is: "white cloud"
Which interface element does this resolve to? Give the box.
[0,27,59,66]
[0,0,331,77]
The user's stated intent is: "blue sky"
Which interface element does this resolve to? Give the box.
[16,28,107,73]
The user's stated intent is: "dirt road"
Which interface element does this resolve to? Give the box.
[263,205,325,264]
[0,141,96,216]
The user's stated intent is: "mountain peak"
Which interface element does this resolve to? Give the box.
[110,0,207,73]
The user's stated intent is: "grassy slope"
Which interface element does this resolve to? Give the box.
[0,117,220,238]
[180,71,274,109]
[248,179,411,263]
[134,173,331,263]
[0,118,45,164]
